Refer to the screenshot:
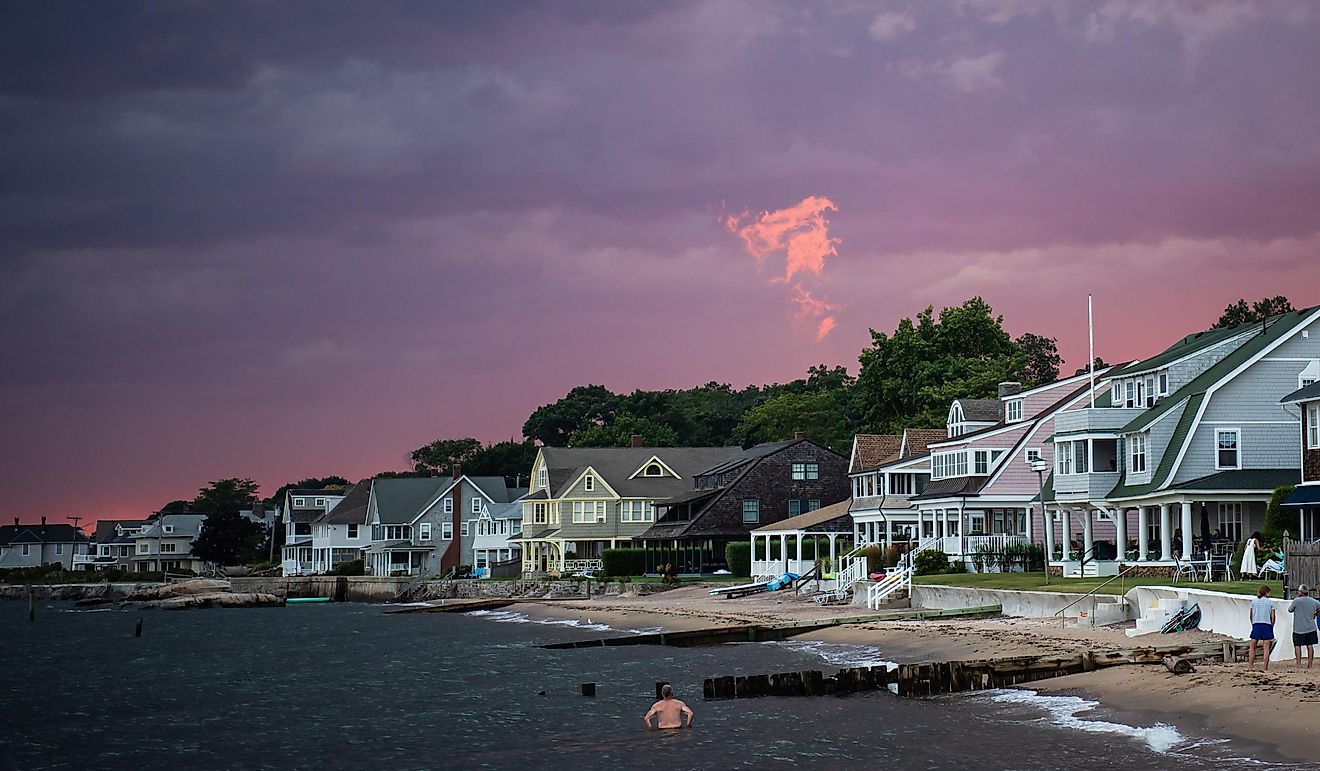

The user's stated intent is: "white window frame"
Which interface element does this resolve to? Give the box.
[1124,381,1135,408]
[1215,428,1241,470]
[161,542,177,553]
[741,498,761,524]
[536,468,548,490]
[294,497,305,507]
[788,499,802,517]
[461,521,470,537]
[441,521,453,540]
[1006,399,1023,422]
[644,463,663,477]
[471,497,482,514]
[1308,404,1320,449]
[1129,434,1147,474]
[1056,442,1073,475]
[1025,448,1041,465]
[1217,502,1244,543]
[1111,382,1122,406]
[807,499,821,511]
[571,501,606,524]
[419,522,432,541]
[584,475,595,492]
[1158,371,1169,396]
[315,498,325,507]
[347,524,359,539]
[442,497,453,514]
[1144,376,1156,407]
[163,525,174,534]
[620,501,652,523]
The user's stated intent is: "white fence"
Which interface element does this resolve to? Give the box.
[939,534,1028,556]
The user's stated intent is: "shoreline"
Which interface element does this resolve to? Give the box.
[493,587,1320,766]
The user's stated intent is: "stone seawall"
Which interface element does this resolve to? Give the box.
[227,576,677,603]
[0,583,165,601]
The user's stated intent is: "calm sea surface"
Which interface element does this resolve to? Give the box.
[1,601,1308,770]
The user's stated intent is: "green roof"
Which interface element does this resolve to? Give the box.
[1122,306,1318,434]
[1174,468,1298,491]
[1109,323,1253,379]
[1107,393,1202,499]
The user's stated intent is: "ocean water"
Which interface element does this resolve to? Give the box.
[1,602,1308,770]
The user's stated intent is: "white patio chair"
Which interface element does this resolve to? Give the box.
[1172,556,1201,583]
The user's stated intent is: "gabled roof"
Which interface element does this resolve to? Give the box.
[136,514,207,539]
[901,428,947,458]
[751,499,852,533]
[1109,323,1255,379]
[467,477,524,504]
[0,524,89,546]
[92,519,149,543]
[538,446,742,499]
[851,434,902,473]
[1282,381,1320,405]
[319,480,371,525]
[369,477,450,525]
[1107,393,1202,500]
[955,399,1001,423]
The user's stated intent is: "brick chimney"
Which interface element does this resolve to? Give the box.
[998,382,1023,398]
[794,431,805,440]
[12,517,17,527]
[630,434,644,448]
[41,515,47,526]
[452,464,461,480]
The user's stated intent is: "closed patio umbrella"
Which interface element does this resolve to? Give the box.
[1199,504,1213,555]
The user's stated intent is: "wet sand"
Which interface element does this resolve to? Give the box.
[506,585,1320,764]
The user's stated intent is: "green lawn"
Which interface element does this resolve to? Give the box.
[912,571,1283,597]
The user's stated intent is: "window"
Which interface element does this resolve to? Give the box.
[932,451,969,480]
[1056,442,1073,475]
[788,500,801,517]
[572,501,606,524]
[791,462,820,481]
[1111,382,1122,406]
[512,521,522,534]
[807,500,821,511]
[644,463,663,477]
[1309,404,1319,449]
[347,524,359,539]
[441,521,453,540]
[461,521,470,537]
[1124,381,1135,408]
[161,542,177,553]
[1129,434,1147,474]
[1144,377,1156,407]
[315,498,325,507]
[163,525,174,534]
[1158,371,1169,396]
[852,478,862,498]
[890,474,914,495]
[1217,503,1244,543]
[536,468,548,490]
[1006,400,1023,422]
[620,501,653,523]
[1074,442,1088,475]
[443,497,453,514]
[1025,448,1042,465]
[56,543,63,555]
[584,475,595,492]
[419,522,432,541]
[741,498,761,524]
[1216,429,1240,469]
[294,497,306,507]
[533,503,548,525]
[472,497,482,514]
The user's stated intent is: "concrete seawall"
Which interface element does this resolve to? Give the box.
[0,583,165,601]
[1126,586,1296,662]
[911,585,1126,619]
[227,576,676,603]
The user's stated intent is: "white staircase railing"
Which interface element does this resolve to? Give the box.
[866,565,912,608]
[836,554,868,593]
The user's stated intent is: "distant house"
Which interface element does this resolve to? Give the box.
[0,518,90,569]
[515,442,742,576]
[131,513,208,573]
[309,481,372,574]
[1279,381,1320,541]
[847,428,944,546]
[281,488,349,576]
[362,472,525,577]
[465,497,526,574]
[74,519,150,571]
[637,436,850,573]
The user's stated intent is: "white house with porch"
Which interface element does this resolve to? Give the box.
[749,499,853,584]
[848,428,943,548]
[1044,305,1320,578]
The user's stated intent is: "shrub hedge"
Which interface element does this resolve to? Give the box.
[725,541,751,576]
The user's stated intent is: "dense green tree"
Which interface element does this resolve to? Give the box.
[1211,296,1294,329]
[410,437,482,475]
[464,440,539,486]
[522,385,621,446]
[855,297,1027,434]
[1015,332,1062,386]
[733,391,852,452]
[158,499,191,514]
[569,413,680,448]
[190,478,264,565]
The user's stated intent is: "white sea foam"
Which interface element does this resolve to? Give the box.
[465,609,623,633]
[985,689,1185,754]
[760,639,899,669]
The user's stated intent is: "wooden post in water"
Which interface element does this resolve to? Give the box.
[29,588,35,622]
[134,617,143,638]
[581,683,596,697]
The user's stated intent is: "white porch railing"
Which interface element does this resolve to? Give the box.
[939,534,1029,556]
[563,559,602,574]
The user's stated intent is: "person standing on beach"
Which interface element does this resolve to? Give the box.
[1287,584,1320,670]
[1248,584,1276,670]
[644,685,694,730]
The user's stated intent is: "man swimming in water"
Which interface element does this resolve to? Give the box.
[643,685,694,730]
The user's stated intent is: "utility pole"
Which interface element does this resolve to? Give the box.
[67,516,83,569]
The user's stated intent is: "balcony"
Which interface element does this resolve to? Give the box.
[1053,407,1145,434]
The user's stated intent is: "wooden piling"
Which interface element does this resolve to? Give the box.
[134,617,143,638]
[581,683,596,697]
[28,588,35,622]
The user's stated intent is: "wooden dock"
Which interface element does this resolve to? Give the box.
[385,598,528,614]
[701,640,1251,700]
[539,604,1002,649]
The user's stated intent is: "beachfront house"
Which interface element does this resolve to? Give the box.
[281,488,349,576]
[363,472,525,577]
[848,428,944,547]
[1281,381,1320,540]
[636,435,850,573]
[1044,305,1320,577]
[74,519,150,571]
[309,481,372,574]
[0,518,90,569]
[515,440,741,576]
[466,497,525,575]
[750,499,854,580]
[913,374,1114,565]
[131,513,208,573]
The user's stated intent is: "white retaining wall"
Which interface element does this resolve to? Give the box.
[1125,586,1300,662]
[911,585,1126,619]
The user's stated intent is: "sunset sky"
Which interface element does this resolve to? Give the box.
[4,2,1320,522]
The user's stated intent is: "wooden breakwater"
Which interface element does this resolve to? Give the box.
[703,641,1251,700]
[539,604,1003,649]
[385,598,529,614]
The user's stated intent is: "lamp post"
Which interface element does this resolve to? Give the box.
[1029,457,1050,586]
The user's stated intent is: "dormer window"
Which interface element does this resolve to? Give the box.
[1125,381,1136,408]
[1005,400,1022,422]
[644,463,663,477]
[294,497,306,507]
[584,474,595,492]
[536,468,548,490]
[1158,371,1169,396]
[163,525,174,534]
[315,498,325,507]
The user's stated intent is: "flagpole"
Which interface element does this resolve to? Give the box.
[1088,294,1096,408]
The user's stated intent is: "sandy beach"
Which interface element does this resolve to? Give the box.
[505,586,1320,765]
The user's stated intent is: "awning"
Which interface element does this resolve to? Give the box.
[1282,484,1320,508]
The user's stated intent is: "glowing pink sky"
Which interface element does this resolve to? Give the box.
[3,2,1320,523]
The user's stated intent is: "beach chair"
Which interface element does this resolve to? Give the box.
[1259,553,1285,580]
[1172,556,1206,583]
